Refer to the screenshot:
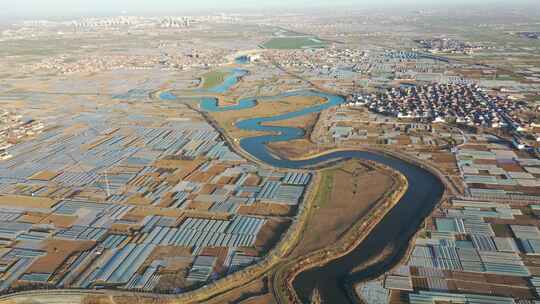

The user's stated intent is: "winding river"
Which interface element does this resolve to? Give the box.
[160,69,444,303]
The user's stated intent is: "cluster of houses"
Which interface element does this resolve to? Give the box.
[352,50,450,75]
[262,47,365,74]
[355,83,527,128]
[28,47,230,75]
[415,38,486,54]
[0,111,44,160]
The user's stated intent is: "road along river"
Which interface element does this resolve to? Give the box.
[161,72,444,303]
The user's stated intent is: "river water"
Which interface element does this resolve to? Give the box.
[161,70,444,303]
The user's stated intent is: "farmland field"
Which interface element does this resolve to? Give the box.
[290,160,395,258]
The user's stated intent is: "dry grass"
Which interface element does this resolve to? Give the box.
[39,213,78,228]
[153,158,195,169]
[0,194,57,209]
[262,112,318,129]
[254,218,292,255]
[28,170,59,181]
[237,203,295,217]
[291,160,394,258]
[17,212,47,224]
[166,158,206,184]
[26,240,95,273]
[81,296,112,304]
[186,201,213,211]
[267,139,317,159]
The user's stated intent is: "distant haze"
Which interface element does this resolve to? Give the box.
[1,0,539,19]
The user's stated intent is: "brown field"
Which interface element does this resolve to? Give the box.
[40,213,78,228]
[186,201,214,211]
[153,158,197,169]
[17,212,47,224]
[166,158,206,184]
[210,95,325,140]
[26,240,95,273]
[291,160,395,258]
[0,195,58,209]
[243,174,261,186]
[237,203,295,217]
[81,296,113,304]
[140,246,192,271]
[156,192,175,208]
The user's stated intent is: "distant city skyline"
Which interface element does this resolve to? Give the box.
[1,0,539,19]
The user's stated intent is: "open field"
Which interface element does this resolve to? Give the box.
[0,194,58,209]
[255,218,293,255]
[26,240,96,274]
[262,112,318,130]
[237,202,295,217]
[290,160,395,258]
[261,37,326,49]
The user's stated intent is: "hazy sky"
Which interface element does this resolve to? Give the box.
[1,0,538,19]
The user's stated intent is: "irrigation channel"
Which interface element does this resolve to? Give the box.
[160,68,444,303]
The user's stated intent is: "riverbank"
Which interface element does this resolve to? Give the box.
[271,145,459,197]
[163,66,447,304]
[171,83,447,303]
[272,162,408,303]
